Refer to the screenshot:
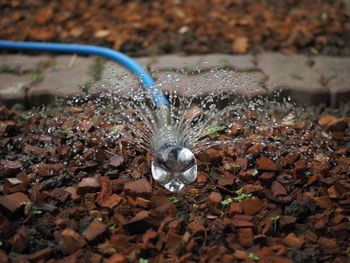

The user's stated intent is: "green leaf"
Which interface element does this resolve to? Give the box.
[193,203,199,209]
[252,169,259,176]
[169,196,181,204]
[204,122,225,136]
[19,113,32,120]
[272,136,281,141]
[30,209,43,215]
[109,224,117,230]
[248,252,260,261]
[139,258,149,263]
[110,127,119,135]
[29,71,44,82]
[235,188,244,195]
[304,171,312,176]
[270,215,280,221]
[221,198,233,206]
[233,193,253,202]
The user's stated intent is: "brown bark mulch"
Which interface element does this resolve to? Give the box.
[0,104,349,263]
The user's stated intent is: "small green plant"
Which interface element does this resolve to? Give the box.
[95,217,103,222]
[28,71,44,82]
[235,188,244,195]
[19,113,32,120]
[219,211,226,217]
[204,162,210,172]
[271,215,280,231]
[61,128,74,139]
[0,64,19,73]
[30,208,43,215]
[139,258,149,263]
[205,122,225,136]
[270,215,280,221]
[248,252,260,261]
[272,136,281,141]
[80,80,93,94]
[221,198,233,206]
[183,58,203,75]
[231,164,240,174]
[53,96,65,112]
[0,240,2,246]
[110,127,120,135]
[193,203,199,209]
[169,196,181,204]
[88,60,104,81]
[73,154,81,160]
[109,224,117,230]
[304,171,312,176]
[125,145,133,149]
[252,169,259,176]
[218,58,230,69]
[290,73,303,80]
[20,201,30,206]
[233,188,253,202]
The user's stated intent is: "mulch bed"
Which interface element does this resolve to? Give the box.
[1,0,350,56]
[0,103,349,263]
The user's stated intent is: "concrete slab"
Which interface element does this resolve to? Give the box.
[312,56,350,107]
[0,53,349,108]
[257,53,329,105]
[0,73,32,106]
[149,54,257,72]
[27,55,100,106]
[0,54,52,72]
[155,70,266,98]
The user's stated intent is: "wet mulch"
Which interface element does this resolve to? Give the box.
[1,0,350,56]
[0,104,349,263]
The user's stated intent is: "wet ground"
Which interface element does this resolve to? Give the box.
[0,0,350,262]
[0,98,349,262]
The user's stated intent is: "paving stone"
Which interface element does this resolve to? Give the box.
[27,55,100,106]
[156,70,266,98]
[149,54,256,72]
[257,53,328,105]
[0,54,51,72]
[100,57,152,87]
[1,53,350,108]
[312,56,350,106]
[0,73,32,105]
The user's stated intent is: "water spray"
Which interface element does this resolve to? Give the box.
[0,40,197,192]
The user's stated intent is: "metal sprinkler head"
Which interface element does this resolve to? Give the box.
[151,145,197,192]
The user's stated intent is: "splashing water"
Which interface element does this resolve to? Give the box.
[72,66,310,192]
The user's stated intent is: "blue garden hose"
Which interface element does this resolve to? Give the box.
[0,40,169,106]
